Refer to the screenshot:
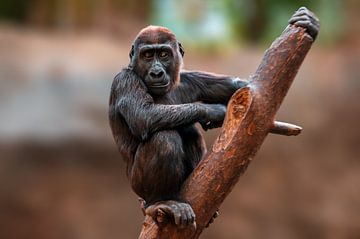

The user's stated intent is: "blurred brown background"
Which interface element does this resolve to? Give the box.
[0,0,359,238]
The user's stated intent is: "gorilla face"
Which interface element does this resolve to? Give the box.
[138,44,174,96]
[129,26,184,97]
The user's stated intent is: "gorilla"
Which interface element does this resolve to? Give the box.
[109,6,319,227]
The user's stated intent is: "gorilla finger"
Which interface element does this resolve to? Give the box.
[310,13,320,23]
[145,205,159,217]
[293,20,311,28]
[293,7,314,16]
[188,206,196,224]
[291,11,311,20]
[173,211,182,226]
[169,203,178,211]
[293,8,308,16]
[293,9,305,15]
[157,205,172,215]
[294,8,319,23]
[185,210,192,225]
[297,7,312,15]
[296,16,319,31]
[294,11,319,25]
[177,206,187,226]
[289,16,311,24]
[311,18,320,28]
[180,208,188,227]
[294,20,318,38]
[294,20,318,30]
[185,207,195,225]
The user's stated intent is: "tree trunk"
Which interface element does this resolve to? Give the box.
[139,25,314,239]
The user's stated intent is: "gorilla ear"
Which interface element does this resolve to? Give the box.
[178,42,185,57]
[129,45,134,60]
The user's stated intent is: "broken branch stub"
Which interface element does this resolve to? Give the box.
[139,25,314,239]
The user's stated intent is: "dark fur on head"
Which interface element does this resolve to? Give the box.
[128,26,185,95]
[129,26,184,61]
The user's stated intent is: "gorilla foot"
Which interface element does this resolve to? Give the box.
[145,200,196,228]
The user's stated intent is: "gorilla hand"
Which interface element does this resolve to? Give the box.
[200,104,227,131]
[289,6,320,40]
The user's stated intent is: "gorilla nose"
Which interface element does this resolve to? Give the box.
[149,69,164,79]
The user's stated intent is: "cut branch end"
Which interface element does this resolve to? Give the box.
[270,121,302,136]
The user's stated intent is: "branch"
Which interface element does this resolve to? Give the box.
[139,25,314,239]
[270,121,302,136]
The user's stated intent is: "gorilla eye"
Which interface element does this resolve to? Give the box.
[143,51,154,59]
[159,51,168,58]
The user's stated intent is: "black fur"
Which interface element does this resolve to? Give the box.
[109,26,247,204]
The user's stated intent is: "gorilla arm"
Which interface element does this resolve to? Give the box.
[173,71,247,130]
[179,71,248,105]
[112,68,226,140]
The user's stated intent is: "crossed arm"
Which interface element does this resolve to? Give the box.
[112,69,226,140]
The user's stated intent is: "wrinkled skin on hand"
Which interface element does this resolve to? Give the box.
[289,6,320,40]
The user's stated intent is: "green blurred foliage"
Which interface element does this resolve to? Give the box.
[216,0,344,44]
[152,0,345,46]
[0,0,30,23]
[151,0,233,52]
[0,0,346,45]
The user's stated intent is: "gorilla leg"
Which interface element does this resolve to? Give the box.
[178,126,207,176]
[130,130,196,227]
[130,130,186,204]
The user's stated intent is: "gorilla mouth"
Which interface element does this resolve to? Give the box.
[149,81,170,88]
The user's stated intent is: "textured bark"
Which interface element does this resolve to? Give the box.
[139,25,314,239]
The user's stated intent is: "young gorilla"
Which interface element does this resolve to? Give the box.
[109,7,319,227]
[109,26,243,227]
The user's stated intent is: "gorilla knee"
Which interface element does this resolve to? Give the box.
[131,131,186,202]
[151,131,184,161]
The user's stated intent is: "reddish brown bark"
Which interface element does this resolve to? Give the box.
[139,25,314,239]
